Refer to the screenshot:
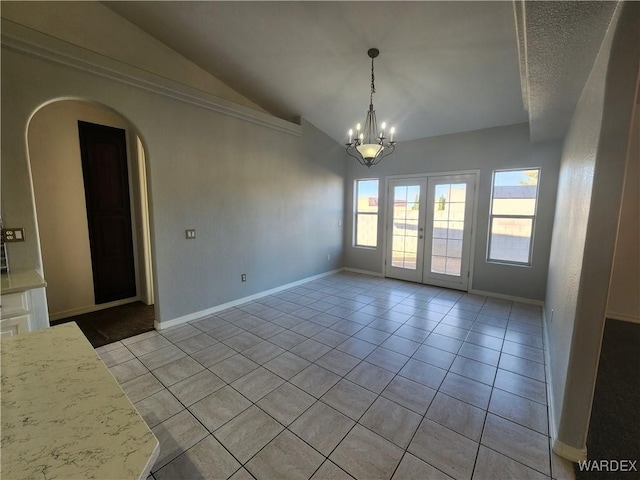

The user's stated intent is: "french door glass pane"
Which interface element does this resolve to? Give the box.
[446,239,463,257]
[449,203,465,221]
[448,222,464,239]
[433,238,447,256]
[431,183,466,277]
[392,185,421,270]
[431,256,447,274]
[446,257,462,276]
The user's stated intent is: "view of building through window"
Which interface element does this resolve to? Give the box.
[430,183,466,276]
[355,179,379,247]
[355,170,539,267]
[390,182,467,276]
[488,168,540,264]
[391,185,421,269]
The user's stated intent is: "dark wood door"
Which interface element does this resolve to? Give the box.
[78,121,137,304]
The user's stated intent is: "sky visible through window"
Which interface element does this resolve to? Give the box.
[358,179,379,198]
[494,170,538,187]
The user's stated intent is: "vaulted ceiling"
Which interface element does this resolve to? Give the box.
[106,1,618,144]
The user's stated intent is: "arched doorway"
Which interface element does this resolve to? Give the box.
[27,99,155,345]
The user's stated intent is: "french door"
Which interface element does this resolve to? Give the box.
[385,173,476,290]
[385,179,427,283]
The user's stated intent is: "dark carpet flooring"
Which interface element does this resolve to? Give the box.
[575,319,640,479]
[51,302,155,348]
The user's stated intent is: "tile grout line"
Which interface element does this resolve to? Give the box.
[102,272,551,479]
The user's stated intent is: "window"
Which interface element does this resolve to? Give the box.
[355,179,379,247]
[488,168,540,265]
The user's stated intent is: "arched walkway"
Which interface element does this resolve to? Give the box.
[27,98,156,344]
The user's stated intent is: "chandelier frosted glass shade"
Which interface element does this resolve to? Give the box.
[356,143,385,159]
[346,48,396,168]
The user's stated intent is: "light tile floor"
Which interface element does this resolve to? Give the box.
[96,272,575,480]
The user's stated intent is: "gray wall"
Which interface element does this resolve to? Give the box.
[545,2,638,456]
[1,22,345,326]
[344,123,561,301]
[0,1,266,113]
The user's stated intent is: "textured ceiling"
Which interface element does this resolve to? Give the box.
[106,1,617,144]
[520,1,618,141]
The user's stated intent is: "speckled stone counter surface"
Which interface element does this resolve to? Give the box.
[1,322,159,479]
[1,269,47,294]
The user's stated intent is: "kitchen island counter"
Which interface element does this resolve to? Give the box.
[1,322,158,479]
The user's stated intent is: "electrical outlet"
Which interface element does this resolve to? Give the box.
[241,273,247,282]
[327,254,331,261]
[2,228,25,242]
[185,229,196,239]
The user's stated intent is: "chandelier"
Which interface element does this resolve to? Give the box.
[346,48,396,168]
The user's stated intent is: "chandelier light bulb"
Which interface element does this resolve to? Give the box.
[390,127,395,142]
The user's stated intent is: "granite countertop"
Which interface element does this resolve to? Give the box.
[1,322,159,480]
[1,269,47,294]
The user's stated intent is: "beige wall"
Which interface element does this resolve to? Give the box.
[607,107,640,321]
[28,100,149,319]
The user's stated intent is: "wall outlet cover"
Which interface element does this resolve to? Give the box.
[2,228,25,242]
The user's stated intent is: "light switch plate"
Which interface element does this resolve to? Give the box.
[185,229,196,239]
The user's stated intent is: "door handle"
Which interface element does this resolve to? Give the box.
[419,235,424,239]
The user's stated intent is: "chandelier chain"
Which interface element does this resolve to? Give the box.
[370,56,376,105]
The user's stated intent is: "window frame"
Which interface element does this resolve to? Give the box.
[487,168,541,266]
[354,178,379,249]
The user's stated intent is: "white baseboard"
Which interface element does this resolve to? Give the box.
[542,310,557,451]
[606,311,640,324]
[156,269,343,330]
[543,308,588,464]
[552,439,588,463]
[342,267,384,277]
[468,288,544,306]
[50,297,140,321]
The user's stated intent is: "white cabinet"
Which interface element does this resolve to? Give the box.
[1,291,34,337]
[1,271,49,336]
[1,313,31,337]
